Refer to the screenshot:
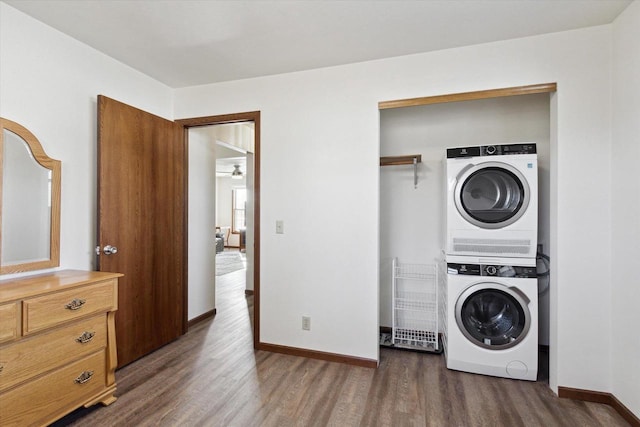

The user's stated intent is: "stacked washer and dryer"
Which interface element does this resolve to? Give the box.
[443,143,539,381]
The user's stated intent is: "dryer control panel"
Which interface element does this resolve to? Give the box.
[447,143,537,158]
[447,263,537,278]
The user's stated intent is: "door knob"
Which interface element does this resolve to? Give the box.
[103,245,118,255]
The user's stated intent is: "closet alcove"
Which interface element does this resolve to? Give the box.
[378,85,553,350]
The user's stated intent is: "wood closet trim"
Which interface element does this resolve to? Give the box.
[378,83,557,110]
[558,386,640,426]
[176,111,261,350]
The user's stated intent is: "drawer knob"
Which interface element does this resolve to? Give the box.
[74,370,94,384]
[76,331,96,344]
[65,298,86,310]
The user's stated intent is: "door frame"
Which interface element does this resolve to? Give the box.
[177,112,261,349]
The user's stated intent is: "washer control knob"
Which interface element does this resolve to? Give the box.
[486,265,497,275]
[485,145,497,155]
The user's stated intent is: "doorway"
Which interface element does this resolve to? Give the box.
[178,112,261,349]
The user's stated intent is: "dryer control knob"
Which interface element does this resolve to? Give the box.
[486,265,497,275]
[486,145,497,155]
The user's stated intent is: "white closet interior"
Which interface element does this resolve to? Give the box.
[379,92,551,345]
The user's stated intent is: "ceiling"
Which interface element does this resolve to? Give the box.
[216,142,247,178]
[216,157,246,178]
[5,0,632,88]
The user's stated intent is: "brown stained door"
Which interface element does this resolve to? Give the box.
[97,95,186,367]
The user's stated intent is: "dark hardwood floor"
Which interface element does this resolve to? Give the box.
[53,269,629,426]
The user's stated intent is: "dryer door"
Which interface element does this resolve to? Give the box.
[455,283,531,350]
[454,161,530,229]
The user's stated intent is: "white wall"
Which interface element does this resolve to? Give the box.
[2,0,632,407]
[0,3,173,279]
[188,128,217,320]
[246,152,255,292]
[611,1,640,417]
[379,94,551,346]
[177,67,382,362]
[175,24,614,391]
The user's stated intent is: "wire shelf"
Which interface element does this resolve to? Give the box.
[394,298,437,312]
[437,259,448,357]
[391,258,439,352]
[394,263,437,280]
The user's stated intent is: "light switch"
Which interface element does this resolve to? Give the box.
[276,220,284,234]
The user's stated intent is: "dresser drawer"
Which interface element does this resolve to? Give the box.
[0,350,106,427]
[0,303,19,343]
[22,280,116,335]
[0,314,107,392]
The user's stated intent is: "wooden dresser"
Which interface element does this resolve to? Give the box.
[0,270,122,426]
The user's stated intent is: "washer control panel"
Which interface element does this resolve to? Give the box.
[485,265,498,275]
[447,143,537,158]
[447,263,537,278]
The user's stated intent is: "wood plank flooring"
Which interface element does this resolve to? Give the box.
[53,269,629,427]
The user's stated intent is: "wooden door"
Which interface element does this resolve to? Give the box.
[97,95,186,367]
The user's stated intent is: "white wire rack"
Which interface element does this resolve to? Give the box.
[392,258,439,352]
[437,258,448,357]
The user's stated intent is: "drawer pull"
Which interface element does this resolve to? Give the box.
[0,364,3,373]
[65,298,86,310]
[74,370,94,384]
[76,331,96,344]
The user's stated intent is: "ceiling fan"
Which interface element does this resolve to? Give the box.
[217,164,244,179]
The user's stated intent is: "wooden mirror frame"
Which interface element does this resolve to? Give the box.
[0,118,61,274]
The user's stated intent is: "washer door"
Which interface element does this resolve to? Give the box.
[454,161,530,229]
[455,283,531,350]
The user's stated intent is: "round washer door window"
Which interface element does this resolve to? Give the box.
[454,162,530,229]
[455,283,531,350]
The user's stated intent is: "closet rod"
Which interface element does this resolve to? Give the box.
[380,154,422,188]
[379,154,422,166]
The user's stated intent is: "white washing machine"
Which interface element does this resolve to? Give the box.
[445,143,538,258]
[444,255,538,381]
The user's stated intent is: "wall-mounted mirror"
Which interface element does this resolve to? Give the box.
[1,118,61,274]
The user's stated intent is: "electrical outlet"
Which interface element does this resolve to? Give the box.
[302,316,311,331]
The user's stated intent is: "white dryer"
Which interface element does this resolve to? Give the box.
[444,255,538,381]
[445,143,538,258]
